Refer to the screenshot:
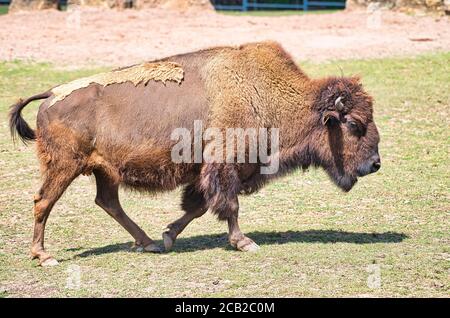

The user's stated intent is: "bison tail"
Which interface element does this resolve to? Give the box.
[9,91,51,144]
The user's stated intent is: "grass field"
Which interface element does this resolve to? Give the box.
[0,53,449,297]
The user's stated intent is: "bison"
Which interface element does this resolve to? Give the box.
[9,42,380,266]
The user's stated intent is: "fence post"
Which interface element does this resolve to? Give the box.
[304,0,309,11]
[242,0,248,11]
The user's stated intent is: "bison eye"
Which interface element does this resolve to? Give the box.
[347,121,364,136]
[348,121,358,129]
[347,121,359,132]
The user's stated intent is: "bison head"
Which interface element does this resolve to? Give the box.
[313,77,380,192]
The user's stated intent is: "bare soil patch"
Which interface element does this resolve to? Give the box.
[0,8,449,66]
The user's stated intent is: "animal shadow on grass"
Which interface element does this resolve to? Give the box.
[72,230,407,258]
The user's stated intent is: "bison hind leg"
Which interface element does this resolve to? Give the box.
[93,169,162,253]
[32,151,83,266]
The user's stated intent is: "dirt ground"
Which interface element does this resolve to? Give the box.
[0,8,449,66]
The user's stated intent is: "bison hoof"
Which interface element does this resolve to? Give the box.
[132,243,162,253]
[233,237,260,252]
[162,232,174,252]
[40,257,59,267]
[143,243,163,253]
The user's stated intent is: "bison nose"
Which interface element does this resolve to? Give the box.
[371,157,381,173]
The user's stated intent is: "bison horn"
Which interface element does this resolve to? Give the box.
[335,96,345,112]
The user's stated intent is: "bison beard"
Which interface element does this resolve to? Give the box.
[8,41,380,265]
[326,122,358,192]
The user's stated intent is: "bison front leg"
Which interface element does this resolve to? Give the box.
[163,184,208,251]
[226,202,260,252]
[200,163,259,252]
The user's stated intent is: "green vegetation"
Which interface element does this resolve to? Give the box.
[0,5,8,15]
[0,53,449,297]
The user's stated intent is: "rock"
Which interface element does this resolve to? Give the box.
[346,0,445,13]
[9,0,59,13]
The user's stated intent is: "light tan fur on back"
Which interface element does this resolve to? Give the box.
[49,62,184,107]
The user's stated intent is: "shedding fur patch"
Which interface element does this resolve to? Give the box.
[49,62,184,107]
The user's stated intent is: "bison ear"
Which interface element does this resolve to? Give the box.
[322,110,340,126]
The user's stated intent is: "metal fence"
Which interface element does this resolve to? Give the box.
[212,0,346,11]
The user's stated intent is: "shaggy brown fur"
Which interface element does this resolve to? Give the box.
[9,41,381,265]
